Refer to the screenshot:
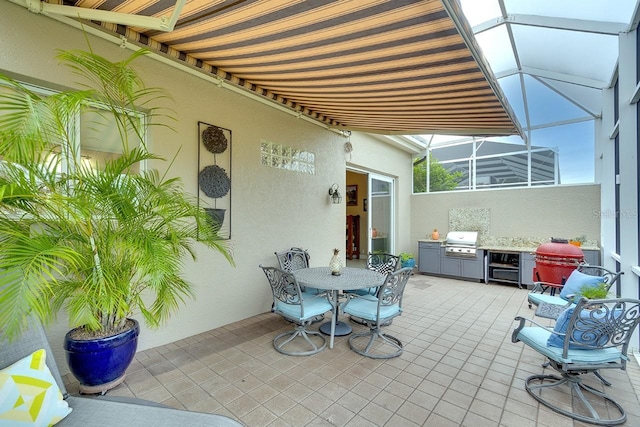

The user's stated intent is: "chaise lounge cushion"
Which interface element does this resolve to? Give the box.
[1,319,244,427]
[61,396,242,426]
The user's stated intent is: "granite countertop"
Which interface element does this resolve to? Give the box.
[418,238,600,252]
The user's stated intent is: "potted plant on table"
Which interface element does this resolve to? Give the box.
[0,47,234,394]
[399,252,416,269]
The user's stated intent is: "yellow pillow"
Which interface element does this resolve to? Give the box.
[0,349,72,426]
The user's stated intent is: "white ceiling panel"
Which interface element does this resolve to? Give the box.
[539,78,603,117]
[457,0,502,26]
[512,25,617,86]
[474,26,516,75]
[503,0,637,24]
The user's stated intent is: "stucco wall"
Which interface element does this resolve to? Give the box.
[410,184,601,254]
[0,2,413,373]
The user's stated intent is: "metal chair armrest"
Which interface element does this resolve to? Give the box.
[512,315,556,343]
[531,281,563,294]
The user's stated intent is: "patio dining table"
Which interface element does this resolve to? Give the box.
[293,266,386,349]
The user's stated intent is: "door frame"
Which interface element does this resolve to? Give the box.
[346,167,395,255]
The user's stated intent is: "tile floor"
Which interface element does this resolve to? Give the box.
[64,272,640,426]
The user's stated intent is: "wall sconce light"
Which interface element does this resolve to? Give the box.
[328,183,342,204]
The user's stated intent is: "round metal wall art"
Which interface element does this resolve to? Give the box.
[199,164,231,198]
[202,126,228,154]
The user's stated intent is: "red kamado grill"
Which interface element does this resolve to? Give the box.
[533,238,585,285]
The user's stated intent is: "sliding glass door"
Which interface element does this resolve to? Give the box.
[368,174,394,254]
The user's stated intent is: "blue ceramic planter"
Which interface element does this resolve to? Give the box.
[401,258,416,269]
[64,319,139,393]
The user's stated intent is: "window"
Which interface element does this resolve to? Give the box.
[79,105,145,174]
[0,81,146,176]
[412,125,594,193]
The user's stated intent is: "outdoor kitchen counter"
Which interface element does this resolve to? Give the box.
[418,239,602,287]
[418,239,446,243]
[417,239,599,252]
[478,244,600,252]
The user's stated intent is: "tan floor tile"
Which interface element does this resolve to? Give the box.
[263,394,297,416]
[396,400,431,425]
[280,403,316,426]
[61,276,640,427]
[239,405,278,427]
[359,401,393,425]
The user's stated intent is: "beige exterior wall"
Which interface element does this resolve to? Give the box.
[0,2,413,372]
[410,184,601,253]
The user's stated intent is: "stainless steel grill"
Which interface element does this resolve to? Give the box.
[445,231,479,257]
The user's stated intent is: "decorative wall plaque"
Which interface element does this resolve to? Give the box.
[198,121,231,239]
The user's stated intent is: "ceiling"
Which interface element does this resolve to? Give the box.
[19,0,522,136]
[415,0,639,149]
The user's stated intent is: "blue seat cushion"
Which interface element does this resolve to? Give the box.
[516,326,623,364]
[345,287,377,297]
[559,270,605,300]
[342,297,400,322]
[528,293,572,307]
[275,296,332,322]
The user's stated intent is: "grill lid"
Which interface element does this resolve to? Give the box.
[445,231,478,247]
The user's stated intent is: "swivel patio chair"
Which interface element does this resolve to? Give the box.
[275,247,322,295]
[342,267,412,359]
[512,297,640,425]
[355,252,400,295]
[527,265,622,311]
[260,265,333,356]
[347,252,400,325]
[275,247,325,323]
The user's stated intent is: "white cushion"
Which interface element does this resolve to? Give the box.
[0,349,72,426]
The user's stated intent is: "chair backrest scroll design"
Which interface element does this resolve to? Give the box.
[260,265,303,313]
[275,248,310,272]
[367,253,400,275]
[576,265,624,297]
[563,298,640,361]
[376,267,412,319]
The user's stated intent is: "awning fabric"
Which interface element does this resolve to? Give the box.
[60,0,521,136]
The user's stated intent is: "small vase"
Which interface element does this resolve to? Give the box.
[431,229,439,240]
[329,248,342,276]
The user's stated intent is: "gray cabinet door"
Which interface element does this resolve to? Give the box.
[418,243,441,274]
[582,249,601,266]
[520,252,536,287]
[440,255,461,276]
[461,250,484,280]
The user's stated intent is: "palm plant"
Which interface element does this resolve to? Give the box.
[0,48,234,341]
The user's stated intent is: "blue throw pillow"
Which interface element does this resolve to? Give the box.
[559,270,605,301]
[547,307,574,348]
[547,306,620,349]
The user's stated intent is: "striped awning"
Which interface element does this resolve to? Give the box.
[49,0,521,136]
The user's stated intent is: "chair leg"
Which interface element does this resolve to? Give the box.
[593,371,612,387]
[525,373,626,425]
[349,315,392,326]
[273,324,327,356]
[348,324,402,359]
